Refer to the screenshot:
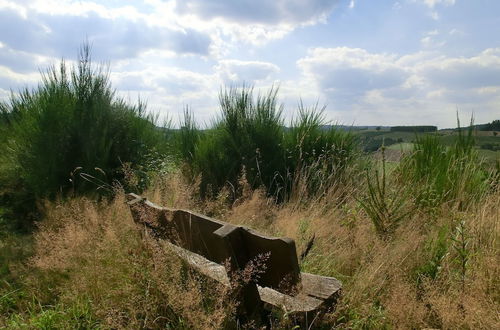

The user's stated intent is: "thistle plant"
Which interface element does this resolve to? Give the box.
[451,218,470,296]
[359,146,413,238]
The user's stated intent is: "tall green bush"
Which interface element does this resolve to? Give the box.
[0,45,165,203]
[283,103,358,201]
[191,86,285,198]
[179,86,359,202]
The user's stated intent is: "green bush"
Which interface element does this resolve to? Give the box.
[283,102,358,201]
[359,148,413,238]
[0,45,166,205]
[480,119,500,131]
[190,86,285,198]
[179,86,359,202]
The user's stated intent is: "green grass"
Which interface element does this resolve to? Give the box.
[398,123,490,208]
[478,149,500,163]
[359,149,413,238]
[386,142,414,152]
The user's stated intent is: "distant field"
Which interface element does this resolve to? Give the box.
[386,142,414,152]
[357,129,500,164]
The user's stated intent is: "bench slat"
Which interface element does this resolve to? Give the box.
[159,238,328,313]
[301,272,342,301]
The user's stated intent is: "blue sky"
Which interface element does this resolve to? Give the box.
[0,0,499,127]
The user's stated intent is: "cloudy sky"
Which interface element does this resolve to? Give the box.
[0,0,499,127]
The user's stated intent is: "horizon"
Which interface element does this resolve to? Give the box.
[0,0,499,127]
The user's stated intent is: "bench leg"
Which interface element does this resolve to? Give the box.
[227,273,263,326]
[215,224,265,326]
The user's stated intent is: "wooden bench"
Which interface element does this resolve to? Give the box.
[126,193,342,324]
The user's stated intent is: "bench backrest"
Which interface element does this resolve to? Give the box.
[127,193,301,293]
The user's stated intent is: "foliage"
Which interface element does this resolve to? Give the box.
[398,119,489,208]
[0,45,166,208]
[179,87,358,202]
[480,119,500,131]
[283,102,359,202]
[390,125,437,133]
[359,147,412,238]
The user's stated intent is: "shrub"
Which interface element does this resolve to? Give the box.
[390,126,437,133]
[179,87,359,202]
[480,119,500,131]
[0,45,166,206]
[283,102,358,202]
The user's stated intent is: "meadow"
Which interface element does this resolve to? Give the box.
[0,50,499,329]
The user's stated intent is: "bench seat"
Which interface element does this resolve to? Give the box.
[157,235,341,314]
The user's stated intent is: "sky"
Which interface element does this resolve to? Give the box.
[0,0,499,128]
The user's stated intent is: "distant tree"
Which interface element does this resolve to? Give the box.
[376,126,381,131]
[390,126,437,133]
[482,119,500,131]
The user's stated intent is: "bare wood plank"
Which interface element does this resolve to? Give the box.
[257,286,323,313]
[301,272,342,301]
[160,239,230,285]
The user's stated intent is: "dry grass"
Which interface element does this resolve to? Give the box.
[2,169,498,329]
[8,191,235,329]
[196,172,499,328]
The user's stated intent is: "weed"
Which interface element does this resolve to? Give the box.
[359,147,413,238]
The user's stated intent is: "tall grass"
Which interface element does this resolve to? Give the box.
[0,45,166,213]
[3,168,496,329]
[192,86,285,199]
[1,118,498,328]
[284,102,359,203]
[178,86,358,202]
[359,147,413,238]
[0,194,234,329]
[399,120,489,208]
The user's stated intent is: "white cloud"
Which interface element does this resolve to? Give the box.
[420,48,500,89]
[421,0,456,8]
[297,47,408,105]
[215,60,280,84]
[0,65,39,90]
[170,0,341,46]
[295,47,500,126]
[174,0,339,26]
[421,30,446,48]
[0,0,213,65]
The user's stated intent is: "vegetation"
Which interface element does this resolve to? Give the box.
[0,46,166,226]
[178,87,358,202]
[399,122,489,208]
[358,147,413,238]
[390,125,437,132]
[479,119,500,131]
[0,47,499,328]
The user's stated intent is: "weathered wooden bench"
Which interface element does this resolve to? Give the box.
[126,193,341,324]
